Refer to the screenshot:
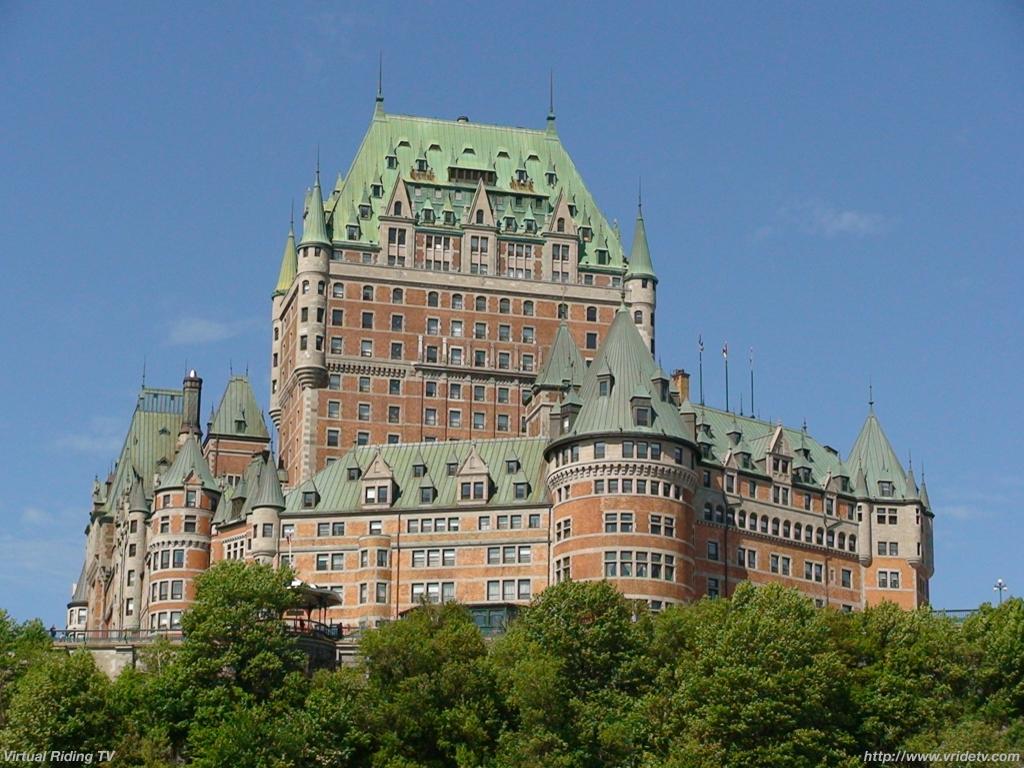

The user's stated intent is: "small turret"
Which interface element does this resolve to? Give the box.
[249,457,285,566]
[624,194,657,354]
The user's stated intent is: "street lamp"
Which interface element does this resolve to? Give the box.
[993,578,1008,606]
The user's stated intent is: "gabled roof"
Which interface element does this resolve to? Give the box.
[282,438,547,514]
[208,376,270,441]
[847,407,910,499]
[557,308,690,443]
[96,386,184,517]
[156,435,219,493]
[319,109,626,268]
[533,322,585,390]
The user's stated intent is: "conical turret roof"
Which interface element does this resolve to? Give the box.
[251,456,286,510]
[300,171,331,247]
[128,472,149,514]
[847,406,908,498]
[534,322,584,390]
[626,206,656,281]
[156,435,219,492]
[208,377,270,440]
[274,220,298,296]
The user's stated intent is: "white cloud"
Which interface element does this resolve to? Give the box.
[756,200,890,240]
[166,317,250,346]
[54,415,126,456]
[20,507,50,525]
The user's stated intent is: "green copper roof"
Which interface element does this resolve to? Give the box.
[213,454,263,525]
[208,376,270,441]
[128,472,149,513]
[558,308,690,443]
[156,434,219,493]
[273,221,297,296]
[320,110,626,268]
[283,438,548,515]
[68,561,89,607]
[250,455,286,510]
[97,387,184,518]
[847,407,911,500]
[534,322,585,390]
[625,208,656,281]
[919,477,931,510]
[300,171,330,247]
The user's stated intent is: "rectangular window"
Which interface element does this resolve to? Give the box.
[707,541,719,561]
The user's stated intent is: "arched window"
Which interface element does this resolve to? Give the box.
[749,513,758,531]
[634,310,643,325]
[804,526,813,543]
[586,306,597,321]
[499,298,510,314]
[794,522,802,540]
[301,280,310,294]
[771,518,780,536]
[394,201,403,216]
[556,217,565,232]
[392,288,404,304]
[523,300,534,316]
[557,303,568,319]
[475,296,486,312]
[815,527,824,545]
[475,209,484,224]
[362,285,373,301]
[826,530,835,548]
[451,293,463,309]
[837,532,846,550]
[848,534,857,552]
[738,509,747,528]
[782,520,791,538]
[317,281,325,295]
[427,291,439,308]
[332,282,344,298]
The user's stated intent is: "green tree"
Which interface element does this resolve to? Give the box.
[960,598,1024,722]
[0,610,51,731]
[0,650,116,757]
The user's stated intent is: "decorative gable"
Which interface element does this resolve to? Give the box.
[465,178,495,228]
[456,445,491,503]
[361,451,395,507]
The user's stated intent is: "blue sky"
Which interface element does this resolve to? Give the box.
[1,2,1021,624]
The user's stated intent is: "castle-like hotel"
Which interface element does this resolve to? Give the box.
[66,95,935,636]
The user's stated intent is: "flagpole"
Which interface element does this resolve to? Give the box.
[698,335,705,405]
[749,347,755,418]
[723,342,730,412]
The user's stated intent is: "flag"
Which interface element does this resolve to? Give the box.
[698,334,703,353]
[749,347,754,366]
[722,342,729,359]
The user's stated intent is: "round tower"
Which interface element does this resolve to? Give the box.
[623,201,657,354]
[121,474,150,631]
[293,170,331,390]
[269,218,297,427]
[545,309,698,610]
[145,434,220,632]
[248,455,285,566]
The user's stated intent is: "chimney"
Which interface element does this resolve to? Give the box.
[672,369,690,402]
[179,369,203,440]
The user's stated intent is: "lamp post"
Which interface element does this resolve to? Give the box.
[993,578,1007,606]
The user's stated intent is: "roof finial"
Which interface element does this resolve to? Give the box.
[141,356,146,388]
[868,378,874,412]
[549,69,555,118]
[315,145,320,183]
[377,51,383,103]
[638,177,643,216]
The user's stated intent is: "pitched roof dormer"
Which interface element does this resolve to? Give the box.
[456,444,491,504]
[545,191,577,238]
[465,178,495,228]
[383,176,413,220]
[362,450,395,508]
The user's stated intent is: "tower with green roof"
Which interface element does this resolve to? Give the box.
[624,195,657,353]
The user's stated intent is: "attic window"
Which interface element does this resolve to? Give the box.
[634,406,651,426]
[596,249,608,265]
[515,169,528,183]
[347,467,361,481]
[505,216,516,231]
[446,462,458,476]
[422,208,435,224]
[386,155,398,169]
[301,491,317,508]
[878,481,894,497]
[525,219,536,234]
[514,482,529,500]
[234,418,246,431]
[346,224,359,239]
[556,217,565,233]
[444,211,455,226]
[413,463,426,477]
[475,209,484,225]
[415,158,429,172]
[505,459,520,474]
[359,203,371,218]
[419,486,435,504]
[580,226,592,241]
[371,183,383,197]
[546,172,557,185]
[598,379,611,397]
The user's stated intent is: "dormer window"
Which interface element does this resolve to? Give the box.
[347,467,361,481]
[446,462,458,476]
[546,171,557,185]
[515,169,528,183]
[413,463,426,477]
[598,379,611,397]
[415,158,429,172]
[506,459,520,473]
[460,481,486,500]
[364,485,390,505]
[346,225,359,240]
[475,209,484,225]
[386,154,398,169]
[878,481,894,497]
[514,482,529,500]
[505,216,516,231]
[419,486,435,504]
[568,204,577,216]
[634,406,651,426]
[301,491,317,508]
[596,249,608,265]
[359,203,371,218]
[444,210,455,226]
[422,208,435,224]
[525,219,536,234]
[371,183,383,197]
[556,217,565,233]
[580,226,592,241]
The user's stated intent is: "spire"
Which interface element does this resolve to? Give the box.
[546,70,556,134]
[534,322,585,390]
[251,456,286,510]
[625,197,656,281]
[300,168,330,247]
[273,217,298,296]
[848,404,909,498]
[156,435,219,492]
[374,51,385,118]
[919,467,931,510]
[128,472,148,514]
